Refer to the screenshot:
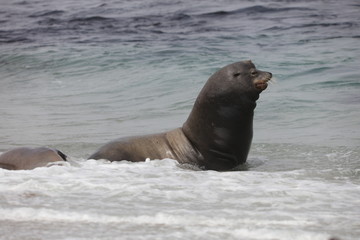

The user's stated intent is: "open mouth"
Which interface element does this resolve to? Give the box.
[255,81,268,90]
[254,75,272,90]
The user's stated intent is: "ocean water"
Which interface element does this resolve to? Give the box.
[0,0,359,239]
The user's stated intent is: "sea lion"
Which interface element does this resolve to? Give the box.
[89,60,272,171]
[0,147,67,170]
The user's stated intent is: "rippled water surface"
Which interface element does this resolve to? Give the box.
[0,0,359,239]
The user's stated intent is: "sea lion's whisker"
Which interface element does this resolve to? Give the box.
[268,77,277,84]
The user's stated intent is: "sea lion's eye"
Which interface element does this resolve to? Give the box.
[233,73,241,77]
[251,70,258,76]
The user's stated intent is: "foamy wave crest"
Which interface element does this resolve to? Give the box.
[0,207,335,240]
[0,207,122,223]
[0,206,315,226]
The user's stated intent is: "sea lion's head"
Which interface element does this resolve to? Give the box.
[204,60,272,103]
[227,60,272,92]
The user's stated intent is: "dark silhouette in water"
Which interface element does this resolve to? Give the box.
[89,60,272,171]
[1,61,271,171]
[0,147,67,170]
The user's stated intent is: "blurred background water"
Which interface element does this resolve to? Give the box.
[0,0,359,239]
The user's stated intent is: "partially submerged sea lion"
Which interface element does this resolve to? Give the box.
[0,147,67,170]
[89,60,272,171]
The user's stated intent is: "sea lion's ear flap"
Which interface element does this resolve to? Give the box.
[245,60,253,64]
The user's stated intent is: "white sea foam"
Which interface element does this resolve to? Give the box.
[1,155,359,240]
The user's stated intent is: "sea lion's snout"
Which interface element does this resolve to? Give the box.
[254,71,272,91]
[266,72,272,80]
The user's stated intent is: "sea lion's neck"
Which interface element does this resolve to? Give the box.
[182,94,257,170]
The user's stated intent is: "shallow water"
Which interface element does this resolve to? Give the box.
[0,0,359,239]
